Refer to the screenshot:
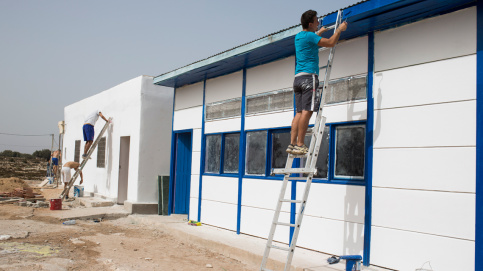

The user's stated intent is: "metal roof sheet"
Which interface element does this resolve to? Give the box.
[154,0,475,88]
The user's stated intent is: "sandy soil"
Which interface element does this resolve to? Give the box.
[0,205,251,271]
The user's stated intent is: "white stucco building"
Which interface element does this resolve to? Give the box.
[152,0,483,270]
[63,75,173,213]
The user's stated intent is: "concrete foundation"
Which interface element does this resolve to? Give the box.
[123,201,158,215]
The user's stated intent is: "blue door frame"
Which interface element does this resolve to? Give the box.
[169,129,193,215]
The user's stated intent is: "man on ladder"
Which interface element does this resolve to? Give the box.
[261,9,348,271]
[83,110,109,159]
[288,10,347,155]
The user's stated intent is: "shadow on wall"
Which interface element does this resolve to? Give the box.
[106,123,114,192]
[343,186,364,255]
[374,73,383,143]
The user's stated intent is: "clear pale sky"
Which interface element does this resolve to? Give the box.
[0,0,360,153]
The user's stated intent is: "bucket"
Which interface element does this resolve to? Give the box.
[47,177,53,184]
[74,185,84,197]
[49,199,62,210]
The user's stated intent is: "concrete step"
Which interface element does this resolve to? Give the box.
[76,196,115,208]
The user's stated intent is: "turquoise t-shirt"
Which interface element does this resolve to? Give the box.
[294,31,322,75]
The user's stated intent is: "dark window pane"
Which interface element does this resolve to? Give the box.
[335,126,365,178]
[74,140,81,163]
[302,126,329,178]
[205,135,221,173]
[271,131,291,169]
[223,133,239,173]
[96,137,106,168]
[246,131,267,175]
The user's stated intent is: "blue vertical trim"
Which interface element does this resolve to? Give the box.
[237,68,247,234]
[363,32,374,266]
[476,2,483,270]
[198,80,206,222]
[168,88,176,215]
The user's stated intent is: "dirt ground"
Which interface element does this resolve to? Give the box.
[0,204,252,271]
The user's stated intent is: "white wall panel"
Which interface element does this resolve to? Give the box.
[242,178,291,212]
[309,101,367,125]
[191,151,201,176]
[201,176,238,204]
[205,71,243,103]
[298,183,365,224]
[205,117,241,133]
[373,147,476,192]
[201,200,237,231]
[192,128,202,152]
[245,111,293,130]
[240,206,290,243]
[298,216,364,256]
[375,7,476,72]
[175,82,203,110]
[246,57,295,96]
[373,101,476,148]
[189,197,199,221]
[190,175,199,198]
[373,188,475,240]
[318,36,368,80]
[374,55,476,110]
[371,226,474,271]
[173,106,202,130]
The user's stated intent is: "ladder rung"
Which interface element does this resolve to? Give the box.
[270,245,290,252]
[288,153,308,159]
[276,222,296,228]
[281,199,303,203]
[287,177,310,180]
[319,65,328,69]
[272,168,317,175]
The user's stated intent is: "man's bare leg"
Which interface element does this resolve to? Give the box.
[290,112,302,146]
[84,141,93,156]
[296,110,313,146]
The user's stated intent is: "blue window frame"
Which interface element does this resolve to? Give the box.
[244,121,366,185]
[204,132,240,176]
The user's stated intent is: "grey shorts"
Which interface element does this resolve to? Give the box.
[293,74,320,112]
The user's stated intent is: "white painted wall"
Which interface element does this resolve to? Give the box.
[137,77,173,203]
[205,71,243,103]
[319,36,368,80]
[246,56,295,96]
[370,7,477,270]
[63,76,173,203]
[175,82,203,110]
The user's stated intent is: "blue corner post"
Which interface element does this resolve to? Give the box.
[198,80,206,222]
[237,68,247,234]
[476,1,483,270]
[363,31,375,266]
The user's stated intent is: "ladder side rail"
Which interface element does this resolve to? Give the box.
[306,10,342,168]
[260,156,295,270]
[284,174,315,270]
[60,119,111,199]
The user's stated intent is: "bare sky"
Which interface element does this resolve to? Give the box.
[0,0,360,153]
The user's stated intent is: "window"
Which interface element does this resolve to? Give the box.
[204,133,240,174]
[205,135,221,173]
[244,122,365,183]
[321,75,367,104]
[97,137,106,168]
[245,131,267,175]
[74,140,81,163]
[334,125,365,178]
[223,133,239,173]
[246,88,293,115]
[206,98,242,121]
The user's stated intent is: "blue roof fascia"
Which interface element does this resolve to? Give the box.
[154,0,476,88]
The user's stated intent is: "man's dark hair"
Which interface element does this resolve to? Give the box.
[301,10,317,29]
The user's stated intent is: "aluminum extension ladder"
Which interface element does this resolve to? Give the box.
[59,118,112,200]
[260,10,343,271]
